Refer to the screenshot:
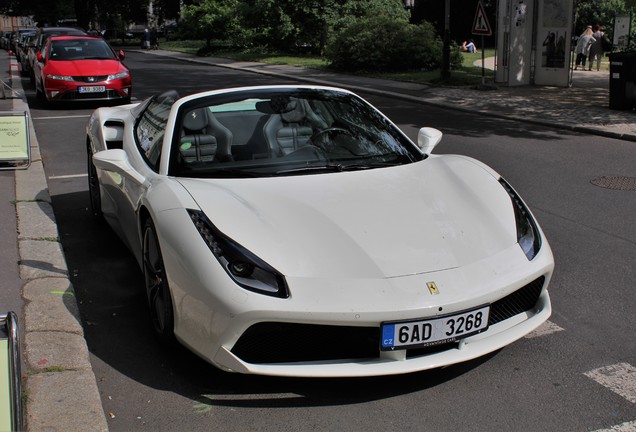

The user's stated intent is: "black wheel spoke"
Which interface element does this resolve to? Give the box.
[142,220,175,343]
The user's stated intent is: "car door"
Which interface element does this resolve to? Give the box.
[31,36,52,92]
[110,94,175,258]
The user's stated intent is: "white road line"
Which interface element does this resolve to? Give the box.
[48,174,88,180]
[585,363,636,404]
[591,421,636,432]
[32,115,91,120]
[525,320,564,338]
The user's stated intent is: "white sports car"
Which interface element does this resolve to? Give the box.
[86,85,554,377]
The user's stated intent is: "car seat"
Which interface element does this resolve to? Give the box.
[180,107,233,163]
[263,98,315,157]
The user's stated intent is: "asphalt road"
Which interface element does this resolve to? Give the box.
[23,51,636,432]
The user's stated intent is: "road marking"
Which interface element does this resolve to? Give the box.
[525,320,564,338]
[585,363,636,404]
[48,174,87,180]
[32,115,91,120]
[591,421,636,432]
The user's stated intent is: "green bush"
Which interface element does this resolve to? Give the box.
[325,17,451,73]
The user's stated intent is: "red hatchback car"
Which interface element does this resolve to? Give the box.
[33,35,131,104]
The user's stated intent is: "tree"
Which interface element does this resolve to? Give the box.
[575,0,629,38]
[7,0,77,27]
[236,0,297,50]
[326,17,459,72]
[180,0,240,49]
[237,0,408,53]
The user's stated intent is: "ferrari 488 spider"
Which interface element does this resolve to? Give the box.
[86,85,554,377]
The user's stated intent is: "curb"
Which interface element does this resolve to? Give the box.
[10,61,109,431]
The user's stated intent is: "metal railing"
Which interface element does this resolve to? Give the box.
[0,312,22,432]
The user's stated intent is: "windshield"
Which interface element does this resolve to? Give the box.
[49,39,117,61]
[169,88,422,178]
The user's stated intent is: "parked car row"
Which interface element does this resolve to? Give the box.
[2,26,132,106]
[2,28,37,55]
[0,31,10,50]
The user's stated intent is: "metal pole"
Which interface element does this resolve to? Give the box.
[441,0,451,80]
[481,35,485,85]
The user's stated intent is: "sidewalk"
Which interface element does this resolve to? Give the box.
[1,53,108,432]
[2,48,634,432]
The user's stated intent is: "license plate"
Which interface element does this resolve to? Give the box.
[78,86,106,93]
[381,305,490,351]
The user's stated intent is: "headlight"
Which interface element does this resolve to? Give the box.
[187,209,289,298]
[499,178,541,260]
[45,74,73,81]
[108,71,129,80]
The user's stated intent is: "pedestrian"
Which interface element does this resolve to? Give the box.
[461,39,478,53]
[574,26,596,70]
[141,28,151,49]
[588,24,605,71]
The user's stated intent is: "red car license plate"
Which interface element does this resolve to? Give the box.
[78,86,106,94]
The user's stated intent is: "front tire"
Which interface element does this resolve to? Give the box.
[142,218,176,344]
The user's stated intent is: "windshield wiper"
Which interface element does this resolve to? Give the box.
[276,162,396,176]
[180,167,265,178]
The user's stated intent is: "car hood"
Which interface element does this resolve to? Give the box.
[177,155,517,279]
[45,59,124,76]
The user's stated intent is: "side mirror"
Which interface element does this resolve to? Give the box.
[416,127,443,155]
[36,52,44,63]
[119,50,125,60]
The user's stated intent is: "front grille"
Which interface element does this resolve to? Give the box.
[230,276,546,365]
[60,90,123,100]
[73,75,108,83]
[231,323,379,364]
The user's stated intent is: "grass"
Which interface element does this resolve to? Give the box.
[138,39,498,86]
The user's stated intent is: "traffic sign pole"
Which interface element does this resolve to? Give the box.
[472,1,492,86]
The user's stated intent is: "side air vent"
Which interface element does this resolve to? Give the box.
[103,121,124,149]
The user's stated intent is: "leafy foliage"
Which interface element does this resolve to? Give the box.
[325,17,455,73]
[575,0,628,38]
[235,0,409,54]
[5,0,636,60]
[180,0,241,49]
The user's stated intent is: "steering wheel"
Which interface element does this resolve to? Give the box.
[308,127,353,149]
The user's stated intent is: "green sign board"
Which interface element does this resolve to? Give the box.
[0,111,30,169]
[0,338,11,432]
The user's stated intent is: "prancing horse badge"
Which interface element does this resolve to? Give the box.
[427,281,440,295]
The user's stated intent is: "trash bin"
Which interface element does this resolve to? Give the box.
[608,51,636,110]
